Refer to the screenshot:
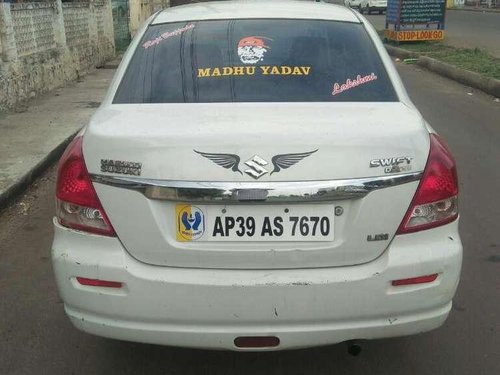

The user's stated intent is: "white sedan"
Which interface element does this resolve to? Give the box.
[52,0,462,351]
[344,0,364,10]
[346,0,387,14]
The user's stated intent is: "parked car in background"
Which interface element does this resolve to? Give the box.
[344,0,364,10]
[52,0,462,351]
[350,0,387,14]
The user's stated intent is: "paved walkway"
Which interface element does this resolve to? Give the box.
[0,67,116,208]
[452,5,500,13]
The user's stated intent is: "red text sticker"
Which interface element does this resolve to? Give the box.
[332,73,378,96]
[143,23,195,49]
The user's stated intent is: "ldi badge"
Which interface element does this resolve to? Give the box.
[367,233,389,242]
[370,156,413,174]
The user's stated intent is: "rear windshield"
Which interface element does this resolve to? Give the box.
[114,19,398,103]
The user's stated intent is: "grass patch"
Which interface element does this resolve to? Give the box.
[399,42,500,80]
[378,30,500,80]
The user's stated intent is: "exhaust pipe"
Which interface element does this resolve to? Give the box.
[346,341,362,356]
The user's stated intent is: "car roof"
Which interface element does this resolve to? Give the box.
[152,0,361,25]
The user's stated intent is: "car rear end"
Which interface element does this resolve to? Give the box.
[370,0,387,12]
[51,1,462,351]
[344,0,363,8]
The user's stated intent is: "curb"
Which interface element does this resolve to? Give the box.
[384,44,500,98]
[448,7,500,13]
[0,130,79,211]
[0,54,121,212]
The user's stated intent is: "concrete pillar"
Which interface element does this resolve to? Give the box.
[89,0,98,49]
[0,1,18,63]
[129,0,170,37]
[104,0,115,50]
[52,0,68,51]
[129,0,141,37]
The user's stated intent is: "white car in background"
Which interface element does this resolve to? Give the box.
[346,0,387,14]
[52,0,462,351]
[344,0,364,10]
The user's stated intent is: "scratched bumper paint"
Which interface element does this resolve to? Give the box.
[52,219,462,351]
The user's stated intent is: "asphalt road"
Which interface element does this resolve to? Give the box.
[365,10,500,58]
[0,64,499,374]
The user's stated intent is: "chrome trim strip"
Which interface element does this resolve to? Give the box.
[90,172,422,203]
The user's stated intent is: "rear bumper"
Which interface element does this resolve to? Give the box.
[66,303,451,350]
[52,219,462,351]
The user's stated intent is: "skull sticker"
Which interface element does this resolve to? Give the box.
[237,36,272,64]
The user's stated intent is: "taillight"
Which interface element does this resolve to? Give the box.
[56,136,116,236]
[397,134,458,234]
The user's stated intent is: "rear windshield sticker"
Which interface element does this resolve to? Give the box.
[237,36,272,64]
[142,23,195,49]
[332,73,378,96]
[197,65,311,78]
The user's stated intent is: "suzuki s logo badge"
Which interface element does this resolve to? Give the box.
[244,155,268,179]
[194,150,318,180]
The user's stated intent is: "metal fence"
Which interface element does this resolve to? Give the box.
[112,0,130,50]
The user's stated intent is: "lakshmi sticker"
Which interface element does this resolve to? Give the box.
[332,73,378,96]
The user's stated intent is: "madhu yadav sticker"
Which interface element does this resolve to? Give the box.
[176,205,205,242]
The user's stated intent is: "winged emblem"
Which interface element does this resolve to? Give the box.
[194,150,242,174]
[270,149,318,175]
[194,149,318,178]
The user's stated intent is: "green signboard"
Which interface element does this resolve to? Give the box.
[399,0,446,24]
[386,0,446,42]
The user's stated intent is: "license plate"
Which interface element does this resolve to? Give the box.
[175,204,334,242]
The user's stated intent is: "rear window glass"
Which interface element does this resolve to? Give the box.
[114,19,398,103]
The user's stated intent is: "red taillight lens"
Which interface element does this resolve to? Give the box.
[391,274,438,286]
[56,136,116,236]
[397,134,459,234]
[76,277,122,288]
[234,336,280,348]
